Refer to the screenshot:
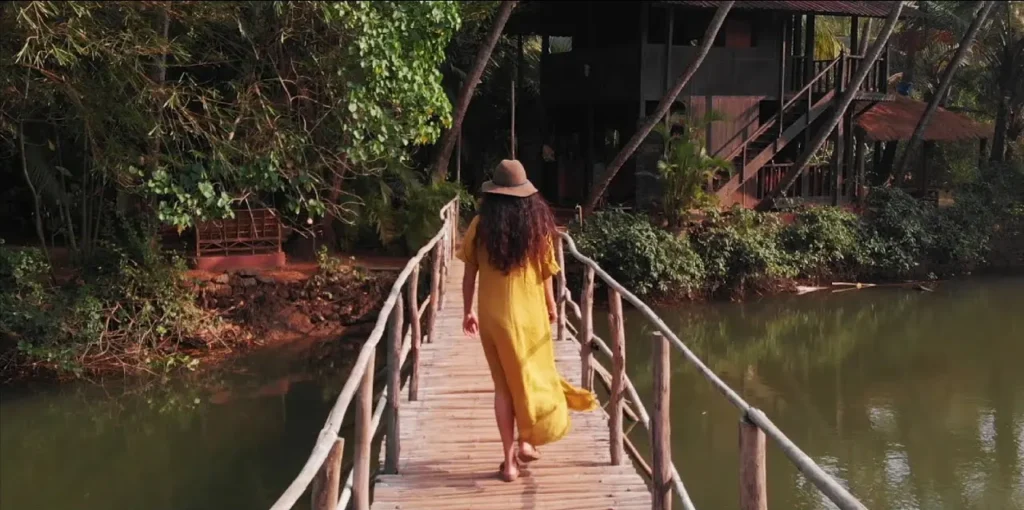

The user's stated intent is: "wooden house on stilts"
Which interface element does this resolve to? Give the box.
[506,1,927,211]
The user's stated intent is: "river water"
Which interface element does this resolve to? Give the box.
[1,277,1022,509]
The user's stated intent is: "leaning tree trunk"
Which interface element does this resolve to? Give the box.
[581,1,735,216]
[857,19,873,55]
[19,121,50,263]
[897,1,994,175]
[432,0,517,182]
[760,1,906,210]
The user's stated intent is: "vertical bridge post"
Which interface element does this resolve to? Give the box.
[408,265,421,401]
[352,352,374,510]
[608,288,625,465]
[652,332,672,510]
[311,437,344,510]
[427,239,443,344]
[385,297,404,474]
[556,236,567,342]
[739,413,768,510]
[580,265,595,390]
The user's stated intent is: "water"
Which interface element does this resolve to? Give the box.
[599,277,1024,510]
[1,278,1022,510]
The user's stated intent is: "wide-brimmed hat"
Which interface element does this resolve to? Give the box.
[481,159,538,198]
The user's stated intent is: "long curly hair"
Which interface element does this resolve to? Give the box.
[477,193,556,274]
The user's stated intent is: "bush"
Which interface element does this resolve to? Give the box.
[569,210,704,297]
[859,187,934,279]
[690,208,796,296]
[781,207,867,279]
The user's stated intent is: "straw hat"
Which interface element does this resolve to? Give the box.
[481,159,538,198]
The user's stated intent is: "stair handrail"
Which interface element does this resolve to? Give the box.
[712,55,843,163]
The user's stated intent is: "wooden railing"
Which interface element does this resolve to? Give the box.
[269,198,460,510]
[195,208,282,257]
[758,162,832,199]
[555,232,868,510]
[791,55,887,95]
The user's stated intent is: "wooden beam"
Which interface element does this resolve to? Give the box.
[652,332,672,510]
[311,438,344,510]
[739,417,767,510]
[352,357,374,510]
[407,265,421,401]
[854,135,867,204]
[556,236,567,342]
[580,265,596,390]
[385,298,404,474]
[608,288,626,466]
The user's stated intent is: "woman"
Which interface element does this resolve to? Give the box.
[458,159,597,482]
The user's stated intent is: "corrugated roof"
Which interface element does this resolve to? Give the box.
[855,97,993,142]
[662,1,906,18]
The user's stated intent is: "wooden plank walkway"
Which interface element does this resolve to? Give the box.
[372,258,651,509]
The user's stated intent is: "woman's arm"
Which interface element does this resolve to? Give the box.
[544,276,557,323]
[462,262,479,335]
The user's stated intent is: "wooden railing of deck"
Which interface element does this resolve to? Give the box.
[555,232,869,510]
[268,198,460,510]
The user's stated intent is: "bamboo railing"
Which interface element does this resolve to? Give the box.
[269,198,460,510]
[555,232,868,510]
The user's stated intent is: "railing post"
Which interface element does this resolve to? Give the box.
[580,265,595,391]
[439,228,449,311]
[608,288,625,466]
[385,298,404,474]
[427,242,442,344]
[407,265,421,401]
[739,413,768,510]
[556,235,567,342]
[352,355,374,510]
[652,332,672,510]
[311,437,344,510]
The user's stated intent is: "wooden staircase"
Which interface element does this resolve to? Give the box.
[713,56,845,206]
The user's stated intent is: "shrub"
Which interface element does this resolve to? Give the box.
[860,187,934,279]
[690,208,796,296]
[569,210,704,297]
[781,206,867,279]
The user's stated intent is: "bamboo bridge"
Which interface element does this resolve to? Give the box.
[269,200,868,510]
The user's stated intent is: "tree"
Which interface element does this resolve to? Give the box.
[980,1,1024,161]
[582,1,734,216]
[761,1,907,209]
[897,1,995,176]
[431,0,517,182]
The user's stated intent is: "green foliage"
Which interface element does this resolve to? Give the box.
[691,209,796,296]
[781,207,867,278]
[652,113,731,225]
[569,210,704,297]
[0,220,213,377]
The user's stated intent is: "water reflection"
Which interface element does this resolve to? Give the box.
[595,277,1024,510]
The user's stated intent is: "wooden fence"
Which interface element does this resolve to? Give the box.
[268,198,460,510]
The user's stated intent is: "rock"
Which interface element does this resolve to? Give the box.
[236,269,258,277]
[213,274,230,284]
[208,284,232,297]
[240,277,258,288]
[256,274,276,285]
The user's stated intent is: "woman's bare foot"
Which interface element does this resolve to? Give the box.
[499,461,520,482]
[517,441,540,463]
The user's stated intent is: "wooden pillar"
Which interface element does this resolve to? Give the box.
[778,15,788,140]
[580,265,596,391]
[921,141,933,195]
[739,415,768,510]
[831,119,844,206]
[556,236,567,342]
[872,140,883,176]
[312,438,344,510]
[407,265,421,401]
[651,332,672,510]
[608,288,625,466]
[384,299,404,474]
[843,111,856,200]
[352,356,374,510]
[426,243,442,343]
[803,15,816,87]
[665,7,675,100]
[638,2,649,119]
[979,138,988,168]
[850,16,860,55]
[854,135,867,204]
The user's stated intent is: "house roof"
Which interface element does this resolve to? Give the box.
[662,1,908,18]
[855,97,993,142]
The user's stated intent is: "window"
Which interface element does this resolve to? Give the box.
[549,36,572,54]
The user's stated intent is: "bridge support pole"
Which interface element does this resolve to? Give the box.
[427,242,442,343]
[408,265,422,401]
[353,355,374,510]
[311,437,344,510]
[608,288,625,465]
[739,414,768,510]
[385,298,404,474]
[580,265,595,391]
[556,236,567,342]
[652,332,672,510]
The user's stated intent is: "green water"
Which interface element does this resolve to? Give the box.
[600,277,1024,510]
[1,278,1022,509]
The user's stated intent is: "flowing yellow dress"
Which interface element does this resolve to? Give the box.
[458,217,598,446]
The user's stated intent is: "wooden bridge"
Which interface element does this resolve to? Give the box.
[269,200,869,510]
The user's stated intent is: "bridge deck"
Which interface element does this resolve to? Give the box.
[372,259,651,509]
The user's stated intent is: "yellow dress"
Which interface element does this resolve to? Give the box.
[458,216,598,446]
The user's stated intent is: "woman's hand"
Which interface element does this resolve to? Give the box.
[547,299,557,324]
[463,313,479,337]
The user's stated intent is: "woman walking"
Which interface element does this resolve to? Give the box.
[458,159,597,483]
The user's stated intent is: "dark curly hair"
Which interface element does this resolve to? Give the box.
[477,193,556,274]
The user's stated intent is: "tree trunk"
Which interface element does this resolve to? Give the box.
[877,141,899,185]
[432,1,518,182]
[760,1,905,210]
[896,1,994,176]
[582,1,735,216]
[19,121,50,263]
[857,19,873,55]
